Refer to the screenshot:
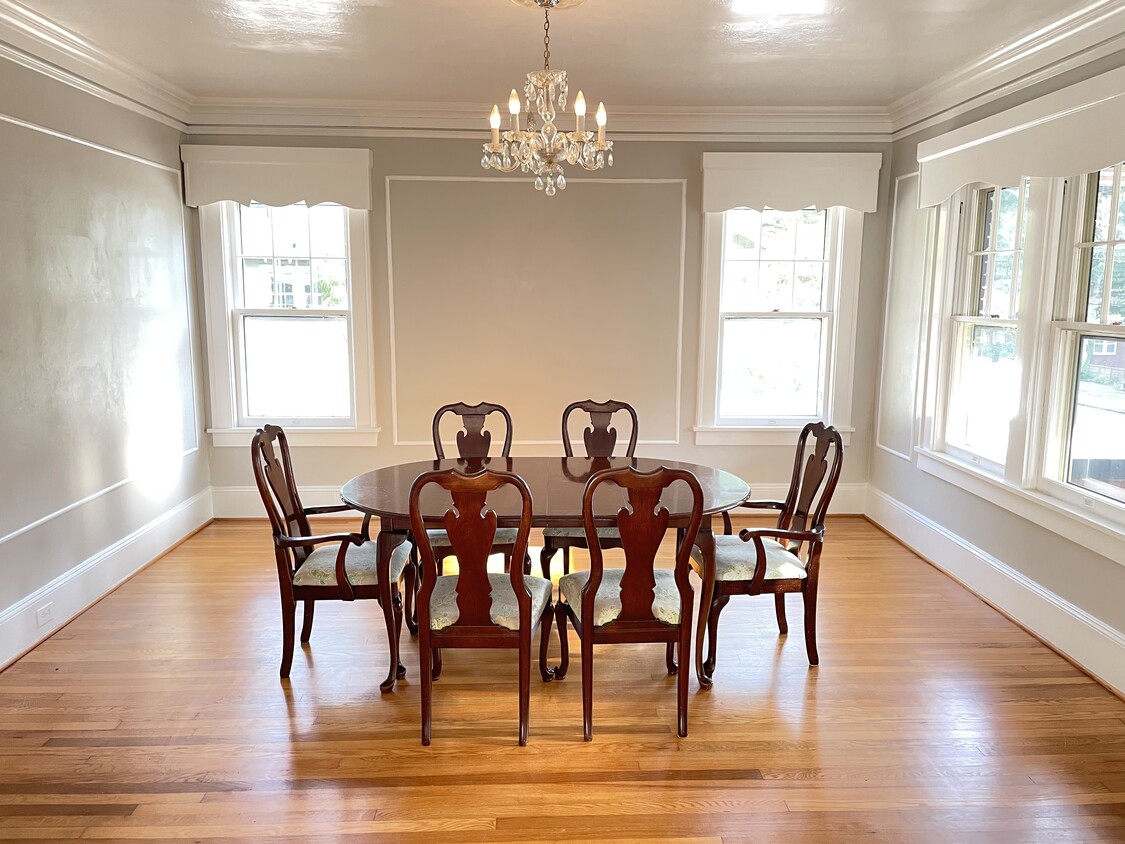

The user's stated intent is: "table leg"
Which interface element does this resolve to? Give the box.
[694,518,716,689]
[377,528,405,693]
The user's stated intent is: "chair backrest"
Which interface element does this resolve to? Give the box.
[561,399,639,458]
[581,466,702,626]
[431,402,514,460]
[251,425,312,563]
[410,469,533,630]
[779,422,844,536]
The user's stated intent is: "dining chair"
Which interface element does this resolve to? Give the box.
[410,468,555,746]
[539,400,639,580]
[405,401,522,634]
[691,421,843,672]
[555,465,703,740]
[251,425,413,681]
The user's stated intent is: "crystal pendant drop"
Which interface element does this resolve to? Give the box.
[534,175,544,191]
[557,173,566,190]
[545,181,556,197]
[607,151,614,167]
[481,154,490,169]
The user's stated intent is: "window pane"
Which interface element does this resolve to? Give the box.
[979,189,995,250]
[995,187,1020,250]
[719,261,760,312]
[718,318,822,419]
[241,258,275,309]
[274,258,311,308]
[760,209,797,259]
[272,205,310,258]
[794,209,828,260]
[309,204,348,258]
[1068,336,1125,505]
[990,253,1016,319]
[1093,167,1114,242]
[973,255,990,316]
[758,261,794,310]
[1111,252,1125,325]
[1087,245,1107,322]
[243,316,350,418]
[724,210,761,260]
[312,259,348,307]
[793,261,826,310]
[945,324,1018,464]
[239,203,273,256]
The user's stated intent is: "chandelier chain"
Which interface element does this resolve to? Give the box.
[543,9,550,71]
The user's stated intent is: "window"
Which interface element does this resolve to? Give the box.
[1046,164,1125,507]
[942,182,1028,467]
[199,200,376,446]
[696,206,862,444]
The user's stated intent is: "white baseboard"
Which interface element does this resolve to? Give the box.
[0,489,214,670]
[212,481,870,519]
[866,486,1125,698]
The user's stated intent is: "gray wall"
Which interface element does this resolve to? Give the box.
[0,57,209,657]
[194,134,892,500]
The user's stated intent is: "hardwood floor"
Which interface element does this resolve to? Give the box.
[1,516,1123,841]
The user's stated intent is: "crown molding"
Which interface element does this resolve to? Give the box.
[185,99,893,141]
[889,0,1125,139]
[0,0,191,128]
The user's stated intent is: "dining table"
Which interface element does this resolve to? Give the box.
[341,455,750,693]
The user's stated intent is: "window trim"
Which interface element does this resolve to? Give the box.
[199,201,378,446]
[694,206,861,446]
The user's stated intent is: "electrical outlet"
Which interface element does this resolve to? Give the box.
[35,603,52,628]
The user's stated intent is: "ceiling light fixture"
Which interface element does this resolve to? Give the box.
[481,0,613,196]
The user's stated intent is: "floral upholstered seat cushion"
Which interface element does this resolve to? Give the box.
[558,568,683,627]
[541,526,621,540]
[426,528,520,547]
[294,538,411,588]
[428,572,552,631]
[690,534,808,582]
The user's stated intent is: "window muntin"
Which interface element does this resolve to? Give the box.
[1077,166,1125,325]
[944,182,1028,467]
[715,208,833,424]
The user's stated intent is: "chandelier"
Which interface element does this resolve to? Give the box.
[481,0,614,196]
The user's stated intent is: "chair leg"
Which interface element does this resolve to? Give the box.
[432,647,443,681]
[665,642,677,676]
[539,603,555,682]
[280,598,296,679]
[803,582,819,666]
[540,542,554,579]
[519,634,531,746]
[581,636,594,742]
[392,586,406,679]
[420,632,433,746]
[554,604,570,681]
[703,595,730,676]
[775,592,788,636]
[678,591,694,738]
[562,546,571,576]
[300,600,315,644]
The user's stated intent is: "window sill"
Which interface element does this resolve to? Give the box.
[209,427,381,448]
[915,448,1125,567]
[693,426,853,447]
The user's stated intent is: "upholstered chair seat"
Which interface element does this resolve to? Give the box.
[690,535,808,583]
[427,527,520,547]
[294,539,412,588]
[429,572,552,631]
[559,569,682,627]
[542,526,621,540]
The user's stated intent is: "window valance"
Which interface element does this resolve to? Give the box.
[180,145,373,209]
[701,152,883,213]
[917,65,1125,207]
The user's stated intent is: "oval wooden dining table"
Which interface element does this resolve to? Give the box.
[341,456,750,693]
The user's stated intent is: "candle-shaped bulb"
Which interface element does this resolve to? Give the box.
[508,89,521,115]
[489,105,500,145]
[596,101,607,143]
[575,90,587,134]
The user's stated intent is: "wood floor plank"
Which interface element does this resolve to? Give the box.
[0,516,1122,841]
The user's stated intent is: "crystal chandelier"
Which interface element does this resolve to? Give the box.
[481,0,613,196]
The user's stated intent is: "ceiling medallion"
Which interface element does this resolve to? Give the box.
[482,0,613,196]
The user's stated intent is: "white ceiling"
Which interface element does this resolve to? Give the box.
[8,0,1111,115]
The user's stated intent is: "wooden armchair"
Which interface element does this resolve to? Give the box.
[410,468,555,746]
[555,465,703,740]
[251,425,412,681]
[691,422,843,672]
[539,400,639,579]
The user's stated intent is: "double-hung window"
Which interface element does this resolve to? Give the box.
[199,200,376,446]
[696,206,862,444]
[942,182,1028,468]
[1044,163,1125,507]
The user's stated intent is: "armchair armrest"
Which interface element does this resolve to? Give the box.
[303,503,352,516]
[721,498,787,534]
[277,532,366,599]
[738,526,823,545]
